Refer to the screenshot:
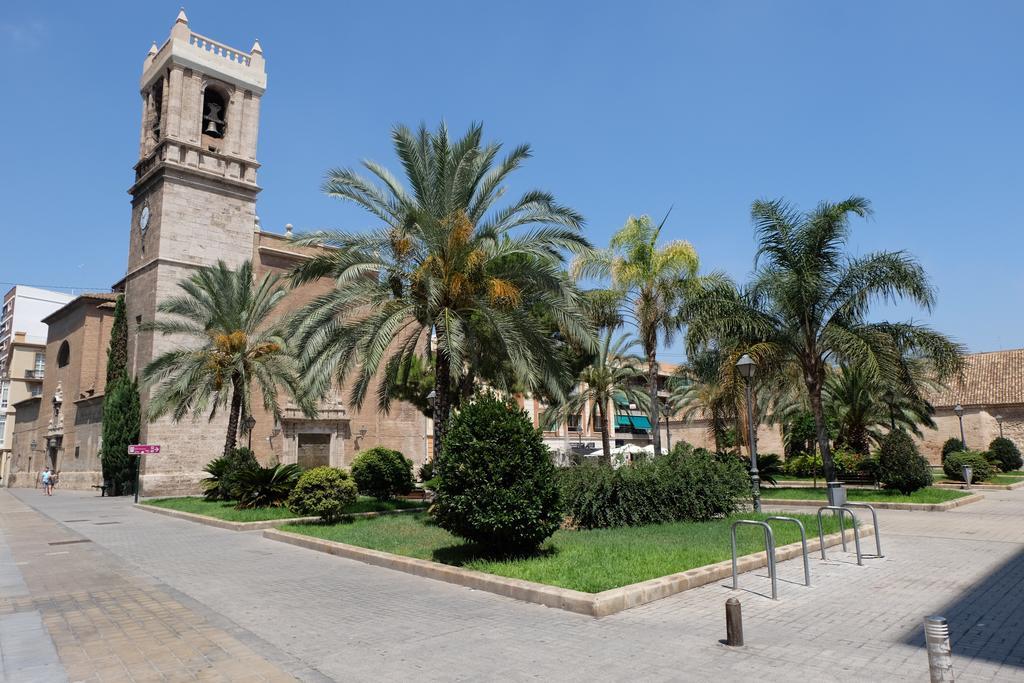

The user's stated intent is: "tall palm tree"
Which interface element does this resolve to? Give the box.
[572,214,702,453]
[543,332,649,462]
[687,196,964,482]
[288,122,594,459]
[142,261,309,455]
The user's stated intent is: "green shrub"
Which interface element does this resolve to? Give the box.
[742,453,782,486]
[559,449,749,529]
[350,447,414,500]
[432,394,562,553]
[988,437,1023,472]
[202,447,258,501]
[877,430,933,494]
[941,438,964,461]
[417,459,435,483]
[782,452,822,478]
[287,467,358,522]
[943,451,993,483]
[235,463,301,509]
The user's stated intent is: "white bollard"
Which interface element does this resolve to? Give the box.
[924,615,955,682]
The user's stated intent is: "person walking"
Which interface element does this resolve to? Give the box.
[41,467,53,496]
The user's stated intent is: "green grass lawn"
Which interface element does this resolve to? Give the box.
[144,496,424,522]
[280,512,843,593]
[930,467,1022,485]
[760,487,969,504]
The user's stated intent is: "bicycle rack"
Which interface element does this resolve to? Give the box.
[816,506,863,566]
[842,502,883,558]
[764,516,811,587]
[731,520,777,600]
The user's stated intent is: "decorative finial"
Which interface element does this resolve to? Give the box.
[285,223,294,239]
[251,39,263,55]
[254,216,261,233]
[147,41,158,57]
[175,7,189,25]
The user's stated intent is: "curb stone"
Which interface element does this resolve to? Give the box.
[761,493,983,512]
[263,524,875,617]
[134,503,427,531]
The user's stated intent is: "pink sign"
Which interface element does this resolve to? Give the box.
[128,445,161,455]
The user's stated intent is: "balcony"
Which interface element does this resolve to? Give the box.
[24,369,44,380]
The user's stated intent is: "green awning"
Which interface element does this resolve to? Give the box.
[615,415,633,427]
[630,415,652,430]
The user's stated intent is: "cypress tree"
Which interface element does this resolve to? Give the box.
[100,295,140,493]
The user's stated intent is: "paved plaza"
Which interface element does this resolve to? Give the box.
[1,487,1023,682]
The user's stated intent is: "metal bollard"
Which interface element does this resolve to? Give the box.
[924,615,954,682]
[725,598,744,646]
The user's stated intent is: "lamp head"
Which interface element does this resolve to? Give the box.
[953,404,963,417]
[736,354,756,379]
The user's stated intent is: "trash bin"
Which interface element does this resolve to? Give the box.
[827,481,847,507]
[962,465,973,490]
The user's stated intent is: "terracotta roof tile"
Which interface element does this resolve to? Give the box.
[926,348,1024,408]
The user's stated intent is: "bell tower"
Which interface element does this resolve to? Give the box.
[124,9,267,494]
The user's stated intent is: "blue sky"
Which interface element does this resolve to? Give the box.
[1,1,1021,358]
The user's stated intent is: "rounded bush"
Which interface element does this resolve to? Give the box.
[432,394,562,553]
[350,447,414,500]
[943,451,993,483]
[941,437,964,462]
[988,437,1022,472]
[287,467,358,522]
[877,430,932,494]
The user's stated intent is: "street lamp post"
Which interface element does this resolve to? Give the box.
[662,403,673,454]
[426,390,437,464]
[242,416,256,451]
[736,354,760,512]
[995,414,1004,439]
[953,404,966,450]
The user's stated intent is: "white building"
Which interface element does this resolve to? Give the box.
[0,286,73,377]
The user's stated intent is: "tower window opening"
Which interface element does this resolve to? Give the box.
[202,87,227,145]
[151,81,163,141]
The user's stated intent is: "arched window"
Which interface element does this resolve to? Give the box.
[57,341,70,368]
[201,85,228,146]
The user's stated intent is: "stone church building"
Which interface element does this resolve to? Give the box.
[7,11,425,494]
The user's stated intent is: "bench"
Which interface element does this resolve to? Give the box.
[836,472,877,487]
[92,483,111,496]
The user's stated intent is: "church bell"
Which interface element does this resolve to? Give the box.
[203,102,224,138]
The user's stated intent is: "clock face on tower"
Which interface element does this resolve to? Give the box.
[139,204,150,234]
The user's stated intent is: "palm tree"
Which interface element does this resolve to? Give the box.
[141,261,309,455]
[543,332,649,462]
[666,348,740,451]
[824,363,937,454]
[687,196,964,482]
[288,122,594,459]
[572,214,702,453]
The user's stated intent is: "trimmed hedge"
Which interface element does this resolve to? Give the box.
[287,467,358,522]
[943,451,993,483]
[559,446,749,529]
[877,430,932,494]
[432,394,562,553]
[351,447,414,501]
[988,437,1023,473]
